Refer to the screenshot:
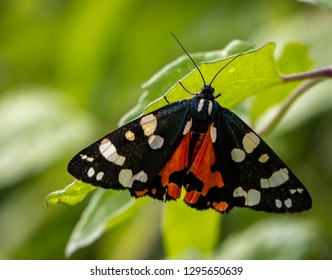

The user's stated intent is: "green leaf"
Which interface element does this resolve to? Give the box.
[45,180,96,206]
[250,42,313,124]
[65,189,136,257]
[121,41,314,133]
[214,217,322,259]
[163,198,221,259]
[119,40,254,125]
[147,42,280,115]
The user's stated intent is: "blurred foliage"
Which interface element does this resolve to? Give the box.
[1,0,332,260]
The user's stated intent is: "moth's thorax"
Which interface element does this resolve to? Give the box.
[190,97,219,133]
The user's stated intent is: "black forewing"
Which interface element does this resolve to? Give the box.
[68,100,192,198]
[213,106,312,213]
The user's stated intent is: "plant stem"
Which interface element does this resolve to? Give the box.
[258,77,325,136]
[281,67,332,82]
[257,65,332,135]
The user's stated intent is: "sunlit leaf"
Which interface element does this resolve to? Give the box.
[146,42,280,115]
[119,40,254,125]
[45,180,96,206]
[121,41,314,133]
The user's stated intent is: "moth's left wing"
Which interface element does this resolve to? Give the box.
[68,100,193,201]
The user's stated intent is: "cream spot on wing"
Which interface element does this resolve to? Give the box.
[258,153,269,163]
[233,186,261,206]
[96,172,104,181]
[125,130,135,141]
[99,138,125,166]
[260,168,289,188]
[119,169,133,188]
[231,148,246,162]
[247,189,261,206]
[243,132,260,153]
[284,198,292,208]
[132,170,148,185]
[80,154,94,162]
[183,119,192,135]
[275,199,282,208]
[210,125,217,143]
[148,135,164,149]
[87,167,95,178]
[233,186,246,198]
[140,114,157,136]
[118,169,148,188]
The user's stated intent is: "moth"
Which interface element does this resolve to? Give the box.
[68,38,312,214]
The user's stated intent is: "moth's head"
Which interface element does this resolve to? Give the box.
[171,33,253,100]
[198,85,215,100]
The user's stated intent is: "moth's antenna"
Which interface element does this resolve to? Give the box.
[209,45,254,86]
[171,32,207,86]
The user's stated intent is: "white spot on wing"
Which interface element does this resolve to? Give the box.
[118,169,148,188]
[233,186,261,206]
[87,167,95,178]
[275,199,282,208]
[233,186,246,198]
[260,178,269,189]
[247,189,261,206]
[96,172,104,181]
[231,148,246,162]
[260,168,289,188]
[80,154,94,162]
[183,119,192,135]
[80,154,87,160]
[119,169,132,188]
[210,125,217,143]
[140,114,157,136]
[132,170,148,185]
[148,135,164,149]
[99,138,125,166]
[284,198,292,208]
[243,132,260,153]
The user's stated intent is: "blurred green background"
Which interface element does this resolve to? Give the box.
[1,0,332,260]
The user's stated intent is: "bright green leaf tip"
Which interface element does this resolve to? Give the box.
[45,180,96,206]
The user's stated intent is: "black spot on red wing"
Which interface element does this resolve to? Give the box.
[184,172,204,192]
[210,160,221,173]
[129,174,166,200]
[165,169,187,201]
